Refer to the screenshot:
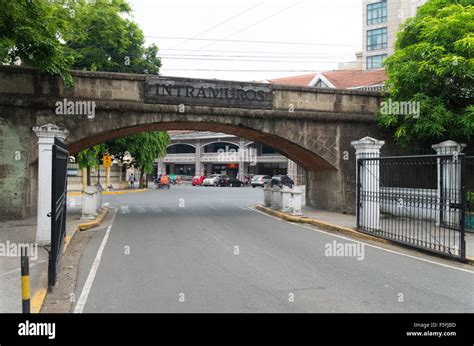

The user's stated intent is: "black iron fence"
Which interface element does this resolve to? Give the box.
[356,153,472,260]
[48,138,69,288]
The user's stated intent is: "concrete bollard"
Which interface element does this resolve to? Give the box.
[263,185,272,207]
[290,188,303,215]
[81,186,100,220]
[280,186,292,212]
[271,186,281,210]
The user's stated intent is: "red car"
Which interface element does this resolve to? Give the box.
[192,175,207,186]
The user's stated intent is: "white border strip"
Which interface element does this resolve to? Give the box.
[73,209,117,313]
[247,206,474,274]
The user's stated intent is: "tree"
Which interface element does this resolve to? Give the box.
[62,0,161,74]
[109,132,170,188]
[377,0,473,146]
[0,0,73,85]
[76,144,107,189]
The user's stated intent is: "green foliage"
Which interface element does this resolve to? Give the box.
[76,144,107,169]
[467,191,474,211]
[109,132,170,174]
[0,0,74,85]
[378,0,474,146]
[62,0,161,74]
[0,0,161,86]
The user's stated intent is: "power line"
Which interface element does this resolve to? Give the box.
[159,48,356,56]
[145,35,361,47]
[157,56,356,64]
[194,2,301,52]
[172,0,265,49]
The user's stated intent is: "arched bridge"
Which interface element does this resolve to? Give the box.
[0,66,384,220]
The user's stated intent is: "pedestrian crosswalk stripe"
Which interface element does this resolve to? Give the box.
[121,206,129,214]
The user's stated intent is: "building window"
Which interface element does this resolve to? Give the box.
[367,27,387,51]
[367,1,387,25]
[167,144,195,154]
[366,54,387,69]
[314,79,329,88]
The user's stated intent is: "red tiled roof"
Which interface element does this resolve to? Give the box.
[323,69,386,89]
[266,73,317,86]
[268,69,386,89]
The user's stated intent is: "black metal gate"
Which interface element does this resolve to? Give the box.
[356,153,468,260]
[48,138,69,288]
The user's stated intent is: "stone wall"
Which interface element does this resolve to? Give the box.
[0,66,383,220]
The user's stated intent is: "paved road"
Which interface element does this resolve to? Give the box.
[72,185,473,313]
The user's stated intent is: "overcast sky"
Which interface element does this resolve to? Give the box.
[128,0,362,81]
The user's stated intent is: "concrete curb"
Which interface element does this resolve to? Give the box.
[67,188,148,197]
[76,207,109,232]
[30,206,110,313]
[255,204,474,265]
[255,204,390,245]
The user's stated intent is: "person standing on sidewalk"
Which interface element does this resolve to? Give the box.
[128,173,134,189]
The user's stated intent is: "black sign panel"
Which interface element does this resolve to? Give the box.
[144,78,273,109]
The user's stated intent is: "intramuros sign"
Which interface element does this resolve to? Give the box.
[144,77,273,109]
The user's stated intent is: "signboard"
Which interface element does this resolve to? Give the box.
[103,155,112,168]
[144,77,273,109]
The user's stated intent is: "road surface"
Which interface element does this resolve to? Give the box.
[71,185,474,313]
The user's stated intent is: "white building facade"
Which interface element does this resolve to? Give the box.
[362,0,427,70]
[156,131,305,184]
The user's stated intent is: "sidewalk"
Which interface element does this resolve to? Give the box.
[0,216,48,313]
[67,188,149,196]
[299,206,474,260]
[0,204,91,313]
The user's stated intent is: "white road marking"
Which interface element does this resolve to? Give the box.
[136,206,146,213]
[246,206,474,274]
[120,206,129,214]
[209,205,216,210]
[74,209,118,313]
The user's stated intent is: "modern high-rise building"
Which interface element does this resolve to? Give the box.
[362,0,427,70]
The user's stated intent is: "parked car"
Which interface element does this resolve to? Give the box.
[218,176,244,187]
[192,175,207,186]
[251,175,272,188]
[203,174,227,186]
[270,175,294,188]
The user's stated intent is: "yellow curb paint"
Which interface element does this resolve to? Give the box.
[21,276,30,300]
[68,189,148,197]
[255,204,389,245]
[31,206,110,313]
[255,204,474,264]
[78,207,109,231]
[31,288,47,313]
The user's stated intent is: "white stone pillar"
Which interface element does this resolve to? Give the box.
[238,139,245,181]
[432,140,466,227]
[351,137,384,231]
[195,139,201,176]
[33,124,69,245]
[287,159,298,184]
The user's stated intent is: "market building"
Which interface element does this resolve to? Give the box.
[156,131,305,184]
